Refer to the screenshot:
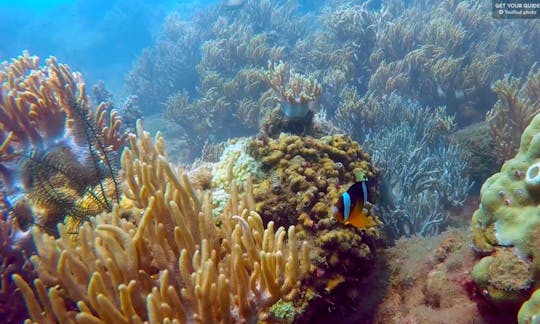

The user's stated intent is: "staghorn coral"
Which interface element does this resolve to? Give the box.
[14,121,310,323]
[486,64,540,165]
[0,52,126,235]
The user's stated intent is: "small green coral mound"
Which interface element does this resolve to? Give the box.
[471,113,540,309]
[519,289,540,324]
[472,249,533,307]
[267,300,297,324]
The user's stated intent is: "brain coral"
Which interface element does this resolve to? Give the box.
[471,113,540,311]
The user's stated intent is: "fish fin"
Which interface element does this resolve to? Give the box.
[345,203,378,229]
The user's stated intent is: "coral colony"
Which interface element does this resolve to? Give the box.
[1,0,540,323]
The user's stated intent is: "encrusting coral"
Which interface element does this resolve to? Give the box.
[471,111,540,317]
[13,121,310,323]
[239,132,383,319]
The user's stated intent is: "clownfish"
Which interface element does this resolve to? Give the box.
[332,171,379,229]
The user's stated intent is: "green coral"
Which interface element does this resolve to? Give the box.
[268,300,297,323]
[472,249,533,307]
[471,113,540,308]
[519,289,540,324]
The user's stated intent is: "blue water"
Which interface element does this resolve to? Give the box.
[0,0,185,93]
[0,0,327,94]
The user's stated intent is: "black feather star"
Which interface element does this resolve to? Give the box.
[2,98,123,236]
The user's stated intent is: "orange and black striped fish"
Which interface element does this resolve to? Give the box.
[332,173,378,229]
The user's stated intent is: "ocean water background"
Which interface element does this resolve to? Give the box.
[0,0,195,93]
[0,0,358,94]
[0,0,320,95]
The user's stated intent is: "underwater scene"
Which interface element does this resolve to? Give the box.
[1,0,540,323]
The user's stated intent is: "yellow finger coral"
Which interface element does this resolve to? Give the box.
[13,121,310,323]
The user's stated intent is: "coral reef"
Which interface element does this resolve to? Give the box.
[248,133,378,228]
[486,64,540,165]
[370,227,514,324]
[519,289,540,324]
[130,0,308,163]
[471,111,540,315]
[13,121,310,323]
[0,52,126,235]
[451,122,499,192]
[261,61,322,137]
[191,131,382,320]
[125,10,215,113]
[365,0,530,126]
[293,2,376,110]
[0,206,34,323]
[240,133,383,319]
[337,93,472,238]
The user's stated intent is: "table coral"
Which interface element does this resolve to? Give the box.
[471,112,540,313]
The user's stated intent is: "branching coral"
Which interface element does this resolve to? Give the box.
[336,93,471,238]
[125,10,214,113]
[365,0,533,126]
[0,52,126,234]
[264,61,322,115]
[486,64,540,165]
[14,121,310,323]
